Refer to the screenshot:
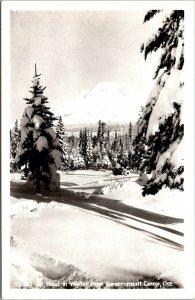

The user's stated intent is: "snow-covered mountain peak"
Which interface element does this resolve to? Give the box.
[55,82,145,126]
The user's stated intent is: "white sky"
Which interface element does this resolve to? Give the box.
[11,10,164,123]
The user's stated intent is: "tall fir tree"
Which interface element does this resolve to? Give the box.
[97,120,106,153]
[128,122,133,150]
[131,106,147,172]
[56,116,65,147]
[79,129,84,155]
[56,116,69,171]
[137,10,184,195]
[15,64,61,193]
[84,128,94,169]
[10,119,21,173]
[112,131,120,154]
[106,129,111,150]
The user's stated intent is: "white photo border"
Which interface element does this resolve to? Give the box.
[2,1,195,299]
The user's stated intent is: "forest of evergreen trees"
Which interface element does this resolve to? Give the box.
[10,117,142,175]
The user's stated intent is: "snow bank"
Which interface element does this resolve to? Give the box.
[94,174,150,196]
[96,178,139,195]
[11,237,94,288]
[121,186,184,219]
[11,199,41,217]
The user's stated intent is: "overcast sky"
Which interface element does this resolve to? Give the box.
[11,10,164,123]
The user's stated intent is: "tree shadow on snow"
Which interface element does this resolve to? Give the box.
[10,181,184,251]
[60,182,79,187]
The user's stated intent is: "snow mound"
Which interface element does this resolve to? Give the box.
[11,199,39,217]
[123,187,184,219]
[11,237,95,289]
[95,179,137,195]
[141,187,184,218]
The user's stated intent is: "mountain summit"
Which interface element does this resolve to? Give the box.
[55,82,145,126]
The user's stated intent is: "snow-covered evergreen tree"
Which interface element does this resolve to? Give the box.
[112,131,120,154]
[93,143,101,169]
[79,129,84,155]
[95,151,112,170]
[92,120,111,169]
[84,128,94,169]
[56,116,69,171]
[105,129,111,152]
[56,116,65,147]
[15,64,61,193]
[69,148,85,170]
[97,120,106,153]
[126,123,134,170]
[128,122,133,151]
[10,120,21,173]
[130,107,146,172]
[137,10,184,195]
[110,151,118,169]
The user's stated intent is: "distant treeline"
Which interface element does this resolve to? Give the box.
[10,118,142,174]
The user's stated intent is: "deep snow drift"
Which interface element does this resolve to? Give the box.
[10,171,184,289]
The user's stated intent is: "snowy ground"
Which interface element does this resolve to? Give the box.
[10,170,184,289]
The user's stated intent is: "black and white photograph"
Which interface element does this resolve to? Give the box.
[1,1,195,299]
